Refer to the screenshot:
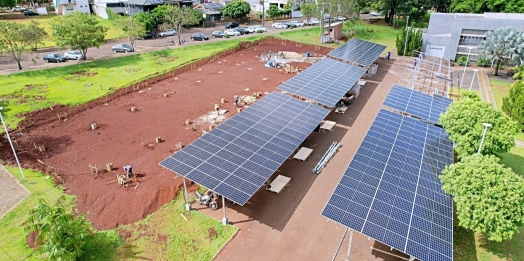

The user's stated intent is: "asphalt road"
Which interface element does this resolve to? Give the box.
[0,15,374,74]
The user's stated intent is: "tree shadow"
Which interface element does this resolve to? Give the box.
[81,230,151,261]
[497,150,524,178]
[453,209,478,261]
[476,226,524,261]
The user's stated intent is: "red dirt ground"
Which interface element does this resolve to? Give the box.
[0,38,332,230]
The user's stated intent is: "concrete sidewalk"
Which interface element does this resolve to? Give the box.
[0,165,29,219]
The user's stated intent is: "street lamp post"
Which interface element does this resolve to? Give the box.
[478,122,492,154]
[460,47,473,89]
[469,69,478,91]
[0,107,24,178]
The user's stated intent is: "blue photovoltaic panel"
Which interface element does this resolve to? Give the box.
[328,39,387,67]
[383,85,453,123]
[277,58,367,108]
[160,92,330,205]
[321,109,454,261]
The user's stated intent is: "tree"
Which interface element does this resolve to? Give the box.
[395,24,422,56]
[439,98,519,158]
[266,5,280,20]
[0,21,40,70]
[440,154,524,242]
[160,5,200,45]
[134,12,156,31]
[50,12,107,60]
[477,26,524,76]
[151,4,170,24]
[25,196,93,260]
[450,0,524,13]
[221,0,251,19]
[301,3,317,23]
[27,20,48,52]
[113,16,146,49]
[502,79,524,130]
[0,0,15,9]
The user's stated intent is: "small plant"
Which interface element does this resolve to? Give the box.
[476,57,490,67]
[224,34,229,38]
[499,64,505,70]
[456,56,468,66]
[256,29,263,33]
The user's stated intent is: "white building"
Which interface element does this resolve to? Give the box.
[92,0,128,19]
[55,0,91,15]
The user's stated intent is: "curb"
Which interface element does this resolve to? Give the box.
[211,227,240,261]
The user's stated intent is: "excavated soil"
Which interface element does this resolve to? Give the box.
[1,38,332,230]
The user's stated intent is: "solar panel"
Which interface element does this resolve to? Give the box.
[383,85,453,124]
[277,58,367,108]
[160,92,330,205]
[328,39,387,67]
[322,109,454,261]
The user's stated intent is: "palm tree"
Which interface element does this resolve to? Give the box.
[25,196,92,261]
[477,26,524,76]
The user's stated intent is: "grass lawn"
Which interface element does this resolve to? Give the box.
[12,14,124,48]
[278,23,400,54]
[0,35,264,128]
[0,167,237,260]
[489,78,524,141]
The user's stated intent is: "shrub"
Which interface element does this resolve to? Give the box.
[476,57,490,66]
[456,56,468,66]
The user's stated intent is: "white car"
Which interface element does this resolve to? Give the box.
[291,21,305,27]
[336,16,347,21]
[304,18,320,25]
[159,29,177,37]
[272,23,288,29]
[371,12,381,16]
[12,6,26,11]
[224,29,240,36]
[248,26,267,32]
[64,50,84,60]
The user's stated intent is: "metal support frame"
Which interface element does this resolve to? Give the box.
[0,107,24,179]
[221,195,228,225]
[398,50,452,96]
[459,47,473,89]
[183,177,191,211]
[469,69,478,91]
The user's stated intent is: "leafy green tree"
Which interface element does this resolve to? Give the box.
[301,3,317,24]
[460,90,482,101]
[450,0,524,13]
[0,21,41,70]
[266,5,280,20]
[440,98,519,158]
[50,12,107,60]
[0,0,15,8]
[151,4,170,24]
[114,16,146,48]
[160,5,200,45]
[25,196,93,260]
[440,154,524,242]
[187,8,204,26]
[105,7,120,20]
[502,80,524,130]
[27,20,48,52]
[395,24,422,56]
[512,65,524,80]
[221,0,251,19]
[477,26,524,76]
[134,12,156,31]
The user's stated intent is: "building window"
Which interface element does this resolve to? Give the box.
[66,6,74,10]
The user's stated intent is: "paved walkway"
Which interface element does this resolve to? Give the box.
[0,165,29,219]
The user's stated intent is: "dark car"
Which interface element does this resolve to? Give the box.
[225,22,239,29]
[283,22,295,28]
[43,53,67,63]
[191,33,209,41]
[112,44,134,53]
[212,31,226,38]
[233,27,249,35]
[24,10,39,16]
[139,32,156,39]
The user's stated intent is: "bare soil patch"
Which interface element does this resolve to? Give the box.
[0,38,332,230]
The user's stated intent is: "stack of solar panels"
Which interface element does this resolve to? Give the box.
[160,92,330,205]
[322,109,454,261]
[328,39,387,67]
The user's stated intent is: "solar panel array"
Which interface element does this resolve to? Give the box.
[277,58,367,108]
[328,39,387,67]
[383,85,453,123]
[160,92,330,205]
[322,109,454,261]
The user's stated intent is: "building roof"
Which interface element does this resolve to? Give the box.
[453,12,524,20]
[108,6,127,13]
[323,21,343,27]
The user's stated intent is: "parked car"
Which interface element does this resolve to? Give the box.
[112,44,134,53]
[225,22,239,29]
[12,6,27,11]
[64,50,84,60]
[234,27,249,35]
[272,23,288,29]
[138,32,156,40]
[291,21,305,27]
[371,12,381,16]
[283,22,294,28]
[224,29,240,36]
[43,53,67,63]
[24,10,38,16]
[191,33,209,41]
[159,29,177,37]
[360,10,370,14]
[336,16,347,21]
[245,27,255,33]
[212,31,226,38]
[248,26,267,33]
[304,18,320,25]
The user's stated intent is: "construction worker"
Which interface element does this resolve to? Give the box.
[234,94,239,107]
[123,165,133,179]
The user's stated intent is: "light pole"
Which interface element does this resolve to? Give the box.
[403,16,409,56]
[469,69,478,91]
[221,195,228,225]
[261,0,265,28]
[478,122,492,154]
[0,107,24,179]
[459,47,473,89]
